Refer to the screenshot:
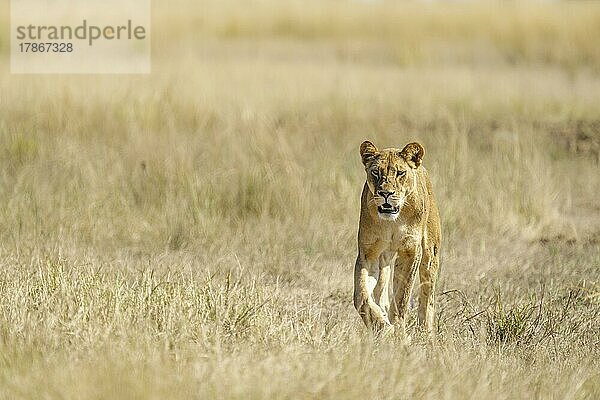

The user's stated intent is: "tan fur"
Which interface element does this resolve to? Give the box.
[353,141,442,337]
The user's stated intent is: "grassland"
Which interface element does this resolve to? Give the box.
[1,1,599,398]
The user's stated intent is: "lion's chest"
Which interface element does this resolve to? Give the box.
[376,225,418,253]
[360,222,421,262]
[377,225,415,251]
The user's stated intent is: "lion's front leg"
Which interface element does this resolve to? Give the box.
[390,244,422,337]
[373,253,394,319]
[353,254,392,332]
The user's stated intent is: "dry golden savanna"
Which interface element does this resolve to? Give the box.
[1,1,599,398]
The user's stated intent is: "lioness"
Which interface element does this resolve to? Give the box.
[353,141,441,337]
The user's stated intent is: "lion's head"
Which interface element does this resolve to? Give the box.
[360,140,425,221]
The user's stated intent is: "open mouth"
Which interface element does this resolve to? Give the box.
[377,203,400,215]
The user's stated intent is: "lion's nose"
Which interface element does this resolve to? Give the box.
[378,191,393,199]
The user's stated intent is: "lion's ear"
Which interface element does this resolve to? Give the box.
[360,141,378,165]
[399,142,424,169]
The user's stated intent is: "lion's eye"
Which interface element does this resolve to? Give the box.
[371,170,379,178]
[396,170,406,178]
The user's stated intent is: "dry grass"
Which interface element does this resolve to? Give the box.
[1,1,600,399]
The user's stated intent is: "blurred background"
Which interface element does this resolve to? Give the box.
[0,1,599,398]
[2,0,599,252]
